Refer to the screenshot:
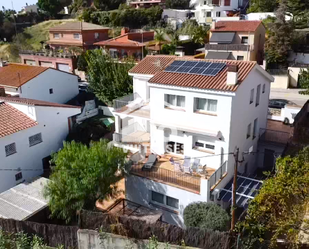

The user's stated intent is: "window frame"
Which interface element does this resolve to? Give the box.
[49,88,53,94]
[53,33,60,39]
[247,123,251,139]
[151,191,164,204]
[253,118,258,139]
[206,11,212,17]
[237,55,244,61]
[194,97,218,114]
[262,84,266,93]
[5,143,17,157]
[256,84,261,107]
[94,32,99,39]
[73,33,80,39]
[250,88,254,104]
[224,0,231,6]
[15,172,23,181]
[216,11,221,17]
[151,191,179,210]
[193,139,215,153]
[29,133,43,147]
[164,94,186,111]
[241,36,249,44]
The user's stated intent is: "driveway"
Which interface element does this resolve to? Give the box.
[270,88,309,106]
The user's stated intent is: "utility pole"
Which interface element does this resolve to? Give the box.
[231,147,240,232]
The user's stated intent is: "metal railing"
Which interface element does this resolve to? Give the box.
[208,161,228,190]
[205,44,254,52]
[113,133,145,144]
[113,93,140,111]
[259,128,291,145]
[20,50,75,58]
[130,164,201,193]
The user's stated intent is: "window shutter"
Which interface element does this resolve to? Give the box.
[224,0,230,6]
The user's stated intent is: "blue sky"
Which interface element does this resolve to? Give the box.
[2,0,38,12]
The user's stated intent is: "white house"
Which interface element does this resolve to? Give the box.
[0,96,81,193]
[21,4,38,13]
[112,55,274,226]
[0,63,79,104]
[192,0,240,25]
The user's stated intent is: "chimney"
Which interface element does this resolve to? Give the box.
[212,20,216,30]
[226,64,238,86]
[0,87,5,97]
[121,27,130,36]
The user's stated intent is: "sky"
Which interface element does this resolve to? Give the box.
[1,0,38,12]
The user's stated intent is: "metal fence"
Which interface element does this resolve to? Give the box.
[130,164,201,193]
[205,44,254,51]
[208,161,228,190]
[259,128,291,145]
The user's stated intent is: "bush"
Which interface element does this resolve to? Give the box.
[184,202,230,231]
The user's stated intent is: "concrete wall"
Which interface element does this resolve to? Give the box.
[270,74,289,89]
[0,103,80,192]
[20,69,79,104]
[132,74,153,101]
[77,230,199,249]
[288,67,302,88]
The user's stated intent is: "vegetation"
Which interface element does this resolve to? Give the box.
[179,19,209,45]
[265,0,292,67]
[85,50,135,105]
[247,0,279,13]
[38,0,63,17]
[165,0,191,9]
[44,140,128,223]
[237,147,309,248]
[298,68,309,94]
[93,0,125,11]
[184,202,230,232]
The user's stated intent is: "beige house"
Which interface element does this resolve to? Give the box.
[205,20,265,64]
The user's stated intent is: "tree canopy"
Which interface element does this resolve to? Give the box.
[85,49,135,105]
[184,202,230,231]
[237,147,309,248]
[44,140,128,223]
[38,0,62,17]
[298,68,309,95]
[165,0,191,9]
[93,0,125,11]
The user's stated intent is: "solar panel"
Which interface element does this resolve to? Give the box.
[164,61,226,76]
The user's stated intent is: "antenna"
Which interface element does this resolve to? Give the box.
[153,59,161,69]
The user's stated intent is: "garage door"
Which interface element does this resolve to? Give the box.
[40,61,53,68]
[25,60,36,66]
[57,63,70,72]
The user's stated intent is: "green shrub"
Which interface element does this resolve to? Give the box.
[184,202,230,231]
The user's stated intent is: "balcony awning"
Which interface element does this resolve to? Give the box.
[210,32,235,44]
[205,51,232,60]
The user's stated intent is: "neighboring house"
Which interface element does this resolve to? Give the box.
[20,50,77,73]
[94,28,155,60]
[0,97,81,193]
[162,9,194,29]
[21,4,38,13]
[193,0,240,25]
[127,0,165,9]
[47,22,110,50]
[205,21,265,64]
[112,55,274,226]
[0,177,49,220]
[0,63,79,104]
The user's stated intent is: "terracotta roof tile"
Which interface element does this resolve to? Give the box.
[0,102,38,138]
[211,21,263,32]
[148,59,257,92]
[49,22,109,31]
[0,64,49,88]
[0,97,81,109]
[129,55,177,75]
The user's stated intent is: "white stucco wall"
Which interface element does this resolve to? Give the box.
[270,74,289,89]
[20,69,79,104]
[0,103,80,193]
[131,74,153,101]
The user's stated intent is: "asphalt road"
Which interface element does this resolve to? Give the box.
[270,88,309,106]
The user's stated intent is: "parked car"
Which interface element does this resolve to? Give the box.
[268,99,296,109]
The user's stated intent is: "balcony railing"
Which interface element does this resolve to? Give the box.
[130,163,201,193]
[208,161,228,191]
[113,93,140,112]
[20,50,76,58]
[205,44,254,52]
[259,128,291,145]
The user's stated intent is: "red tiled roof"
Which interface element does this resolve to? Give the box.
[148,59,257,92]
[129,55,177,75]
[0,102,38,138]
[0,97,81,109]
[49,22,109,31]
[211,21,263,32]
[0,64,49,88]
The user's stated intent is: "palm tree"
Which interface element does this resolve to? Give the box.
[154,28,166,54]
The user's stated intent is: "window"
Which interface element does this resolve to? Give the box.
[216,11,221,17]
[204,0,207,4]
[256,84,261,106]
[152,191,164,204]
[194,140,215,151]
[53,33,60,39]
[194,98,217,113]
[253,118,258,139]
[73,33,80,39]
[250,89,254,104]
[166,141,184,155]
[241,36,249,44]
[165,94,185,109]
[5,143,16,157]
[224,0,231,6]
[94,32,99,39]
[262,84,266,93]
[212,0,219,5]
[15,172,22,181]
[110,49,118,58]
[49,88,53,94]
[244,163,248,174]
[167,196,179,209]
[151,191,179,209]
[247,123,251,139]
[29,133,43,147]
[237,56,244,61]
[206,12,211,17]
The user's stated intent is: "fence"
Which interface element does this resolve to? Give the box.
[259,128,291,145]
[0,218,78,248]
[208,161,228,191]
[130,163,201,193]
[113,92,140,111]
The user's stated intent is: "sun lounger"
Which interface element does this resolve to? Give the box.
[142,154,157,171]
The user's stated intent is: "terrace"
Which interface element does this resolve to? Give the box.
[205,44,254,52]
[129,153,228,194]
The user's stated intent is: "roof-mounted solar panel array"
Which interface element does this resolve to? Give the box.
[164,60,226,76]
